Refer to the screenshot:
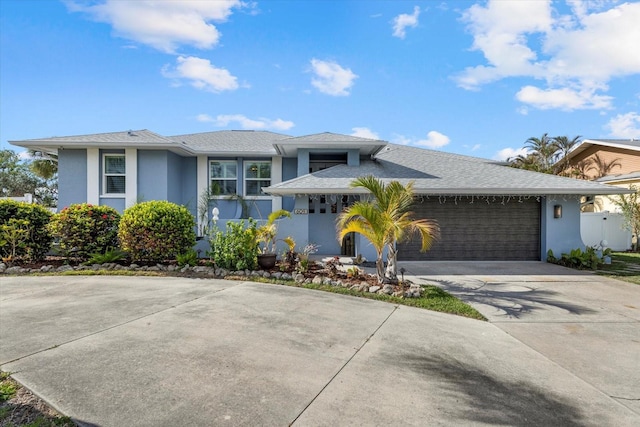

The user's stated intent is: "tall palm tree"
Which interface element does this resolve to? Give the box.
[28,149,57,180]
[590,153,622,179]
[553,135,581,175]
[337,176,439,283]
[524,133,558,173]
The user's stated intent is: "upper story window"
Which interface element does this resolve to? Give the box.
[210,160,237,195]
[104,155,125,194]
[244,161,271,196]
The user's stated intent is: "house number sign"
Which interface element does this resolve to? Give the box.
[294,209,308,215]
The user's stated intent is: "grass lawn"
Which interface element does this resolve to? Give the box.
[596,252,640,285]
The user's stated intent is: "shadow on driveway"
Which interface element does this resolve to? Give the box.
[401,353,585,427]
[428,278,597,319]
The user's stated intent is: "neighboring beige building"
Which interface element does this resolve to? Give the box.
[560,139,640,212]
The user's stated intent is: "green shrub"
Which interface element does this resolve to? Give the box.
[0,200,53,262]
[86,247,128,265]
[118,201,196,262]
[547,247,605,270]
[49,203,120,260]
[176,249,199,267]
[208,219,259,271]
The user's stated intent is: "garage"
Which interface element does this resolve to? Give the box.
[398,197,541,261]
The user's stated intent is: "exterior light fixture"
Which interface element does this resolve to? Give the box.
[212,207,220,223]
[553,204,562,219]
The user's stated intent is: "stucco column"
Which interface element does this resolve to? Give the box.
[196,155,208,233]
[125,148,137,208]
[86,148,99,204]
[271,156,282,212]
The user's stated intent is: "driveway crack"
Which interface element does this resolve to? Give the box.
[289,305,399,426]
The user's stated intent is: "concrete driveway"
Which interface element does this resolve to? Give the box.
[1,269,639,426]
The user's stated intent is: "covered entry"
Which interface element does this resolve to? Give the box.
[398,197,541,261]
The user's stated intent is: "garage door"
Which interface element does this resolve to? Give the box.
[398,198,540,261]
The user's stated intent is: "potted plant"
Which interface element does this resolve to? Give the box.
[256,209,291,269]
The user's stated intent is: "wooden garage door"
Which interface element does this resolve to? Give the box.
[398,198,540,261]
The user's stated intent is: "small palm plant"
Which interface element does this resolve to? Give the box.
[256,209,291,254]
[337,176,439,283]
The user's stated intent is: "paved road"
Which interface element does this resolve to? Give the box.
[1,266,639,426]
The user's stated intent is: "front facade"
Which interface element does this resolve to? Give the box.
[11,130,628,262]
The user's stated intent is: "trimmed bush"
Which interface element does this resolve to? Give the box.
[118,201,196,262]
[49,203,120,260]
[0,200,53,262]
[208,219,259,271]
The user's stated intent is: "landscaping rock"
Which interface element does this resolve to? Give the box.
[250,271,262,277]
[304,278,312,284]
[56,265,73,272]
[5,266,25,274]
[312,275,323,284]
[272,272,283,279]
[322,277,332,285]
[382,284,394,295]
[167,265,177,272]
[0,263,6,273]
[129,264,139,269]
[39,265,54,273]
[281,273,292,280]
[147,266,160,271]
[262,272,271,278]
[369,285,381,293]
[180,266,189,273]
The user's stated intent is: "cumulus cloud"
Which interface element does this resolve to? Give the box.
[66,0,242,53]
[515,85,613,111]
[606,112,640,138]
[310,59,358,96]
[393,131,450,149]
[455,0,640,111]
[494,147,528,161]
[162,56,239,93]
[351,127,380,139]
[392,6,420,39]
[197,113,294,131]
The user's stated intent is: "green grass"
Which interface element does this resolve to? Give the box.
[0,372,17,402]
[240,276,487,321]
[596,252,640,285]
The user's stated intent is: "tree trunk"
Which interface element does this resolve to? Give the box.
[375,253,385,284]
[384,244,398,283]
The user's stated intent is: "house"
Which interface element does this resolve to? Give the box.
[10,130,629,262]
[560,138,640,212]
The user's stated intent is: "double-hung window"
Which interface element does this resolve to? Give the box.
[210,160,237,195]
[103,155,125,195]
[244,161,271,196]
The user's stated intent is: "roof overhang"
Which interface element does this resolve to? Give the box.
[568,139,640,159]
[9,140,195,156]
[272,140,387,157]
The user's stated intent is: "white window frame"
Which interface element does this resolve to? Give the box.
[102,154,126,196]
[209,160,238,196]
[243,160,272,198]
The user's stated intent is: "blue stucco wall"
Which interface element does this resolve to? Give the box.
[166,151,183,205]
[100,198,125,212]
[181,156,197,218]
[138,150,167,202]
[57,149,87,211]
[541,196,585,259]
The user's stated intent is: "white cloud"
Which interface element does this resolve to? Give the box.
[455,1,640,111]
[197,113,294,131]
[163,56,239,93]
[393,131,450,149]
[606,112,640,138]
[66,0,242,53]
[392,6,420,39]
[515,85,613,111]
[351,127,379,139]
[309,59,358,96]
[493,147,528,161]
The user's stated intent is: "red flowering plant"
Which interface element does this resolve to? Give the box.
[49,203,121,260]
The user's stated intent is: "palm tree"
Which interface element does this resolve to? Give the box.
[524,133,558,173]
[553,135,581,175]
[590,153,622,179]
[337,176,439,283]
[28,149,57,180]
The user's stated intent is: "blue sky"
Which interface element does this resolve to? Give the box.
[1,0,639,161]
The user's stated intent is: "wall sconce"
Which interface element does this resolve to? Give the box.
[553,204,562,219]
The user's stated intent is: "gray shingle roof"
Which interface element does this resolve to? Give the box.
[170,130,290,154]
[12,129,176,144]
[265,144,629,196]
[596,172,640,183]
[280,132,382,143]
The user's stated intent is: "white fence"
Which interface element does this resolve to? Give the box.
[581,212,632,251]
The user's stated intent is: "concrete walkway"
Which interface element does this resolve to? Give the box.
[1,269,639,426]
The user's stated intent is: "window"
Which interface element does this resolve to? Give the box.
[210,161,237,195]
[244,161,271,196]
[104,155,125,194]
